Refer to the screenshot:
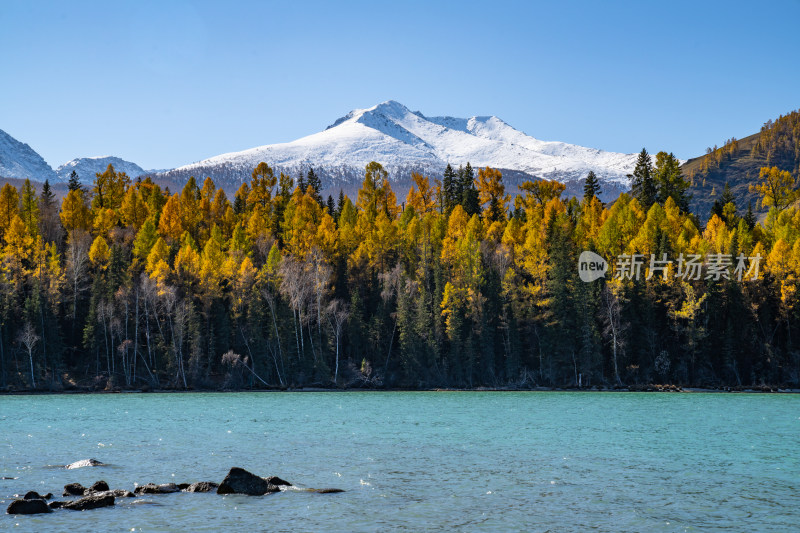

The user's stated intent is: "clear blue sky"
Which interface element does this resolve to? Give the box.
[1,0,799,171]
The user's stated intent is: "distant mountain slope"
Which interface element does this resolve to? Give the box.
[57,156,147,183]
[0,128,59,182]
[684,109,800,217]
[155,100,638,201]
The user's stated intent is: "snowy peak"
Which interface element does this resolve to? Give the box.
[57,156,147,184]
[158,100,641,201]
[0,128,58,182]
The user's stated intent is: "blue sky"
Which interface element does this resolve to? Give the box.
[1,0,799,170]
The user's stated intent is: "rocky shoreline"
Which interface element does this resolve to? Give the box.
[6,465,343,515]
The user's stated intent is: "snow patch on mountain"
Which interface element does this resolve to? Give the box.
[0,128,58,182]
[57,156,147,183]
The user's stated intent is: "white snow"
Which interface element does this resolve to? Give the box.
[171,100,639,186]
[56,156,147,184]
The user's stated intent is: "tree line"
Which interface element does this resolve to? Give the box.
[0,151,798,391]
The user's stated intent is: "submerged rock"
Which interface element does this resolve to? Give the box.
[63,483,87,496]
[217,467,281,496]
[7,498,52,514]
[65,459,105,469]
[94,489,135,498]
[60,494,115,511]
[184,481,219,493]
[134,483,180,495]
[308,488,345,494]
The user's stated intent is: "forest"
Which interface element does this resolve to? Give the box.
[0,140,799,391]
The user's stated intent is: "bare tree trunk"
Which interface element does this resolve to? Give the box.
[383,317,397,379]
[307,322,317,363]
[133,287,139,385]
[334,331,340,384]
[28,348,36,389]
[263,293,284,378]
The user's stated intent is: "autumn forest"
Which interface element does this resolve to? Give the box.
[2,130,800,391]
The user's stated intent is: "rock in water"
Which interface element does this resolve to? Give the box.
[7,499,52,514]
[23,491,52,500]
[60,494,115,511]
[309,488,345,493]
[63,483,88,496]
[94,489,135,498]
[89,480,109,492]
[65,459,105,469]
[265,476,292,487]
[134,483,180,494]
[184,481,219,493]
[217,467,281,495]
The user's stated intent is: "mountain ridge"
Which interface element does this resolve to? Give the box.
[57,156,148,184]
[0,128,59,183]
[154,100,638,200]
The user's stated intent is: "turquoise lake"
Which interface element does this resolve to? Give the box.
[1,392,798,532]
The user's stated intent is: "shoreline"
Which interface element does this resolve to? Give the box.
[1,385,798,396]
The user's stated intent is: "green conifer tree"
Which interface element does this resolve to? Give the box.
[628,148,657,210]
[583,170,601,201]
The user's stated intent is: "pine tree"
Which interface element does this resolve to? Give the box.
[442,163,458,213]
[335,189,346,223]
[654,151,691,212]
[326,195,336,217]
[460,163,480,216]
[743,201,756,230]
[628,148,657,210]
[20,179,39,237]
[68,171,83,192]
[38,179,60,243]
[306,168,323,206]
[583,170,601,201]
[720,182,735,207]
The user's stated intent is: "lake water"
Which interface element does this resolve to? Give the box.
[1,391,798,532]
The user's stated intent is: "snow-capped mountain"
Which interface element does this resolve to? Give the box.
[157,100,638,198]
[57,156,147,183]
[0,128,59,182]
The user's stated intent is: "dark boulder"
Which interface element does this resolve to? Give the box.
[65,458,105,469]
[177,483,190,490]
[63,483,88,496]
[134,483,179,494]
[48,501,65,509]
[184,481,219,493]
[23,491,52,500]
[61,494,115,511]
[7,498,52,514]
[89,480,109,492]
[217,467,280,496]
[265,476,292,487]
